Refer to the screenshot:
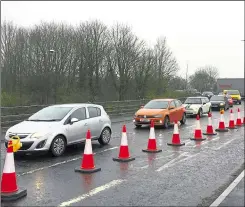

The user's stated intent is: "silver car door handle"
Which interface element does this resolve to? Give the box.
[84,123,88,126]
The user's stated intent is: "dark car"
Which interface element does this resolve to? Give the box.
[202,91,214,99]
[210,95,229,111]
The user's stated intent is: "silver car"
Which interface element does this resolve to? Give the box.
[4,104,112,157]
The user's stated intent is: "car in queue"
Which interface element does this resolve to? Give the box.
[182,97,211,117]
[223,90,242,104]
[202,91,214,100]
[227,95,233,107]
[210,95,229,111]
[133,99,186,129]
[4,104,112,157]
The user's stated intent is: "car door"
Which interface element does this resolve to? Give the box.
[201,98,209,113]
[87,106,103,138]
[65,107,88,143]
[174,100,182,121]
[168,101,178,123]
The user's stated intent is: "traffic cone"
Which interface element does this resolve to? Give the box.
[167,120,185,146]
[227,109,237,129]
[142,120,162,153]
[190,115,206,141]
[203,112,217,135]
[113,125,135,162]
[1,140,27,201]
[75,130,101,173]
[236,108,242,126]
[215,110,229,132]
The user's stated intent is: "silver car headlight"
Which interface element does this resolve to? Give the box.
[220,103,224,106]
[31,132,51,139]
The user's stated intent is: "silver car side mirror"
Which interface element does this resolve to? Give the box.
[70,118,79,124]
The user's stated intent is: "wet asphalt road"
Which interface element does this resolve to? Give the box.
[1,103,244,206]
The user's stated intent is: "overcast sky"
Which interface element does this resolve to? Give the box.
[1,1,244,78]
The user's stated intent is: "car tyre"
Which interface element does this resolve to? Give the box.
[135,124,142,128]
[180,113,186,125]
[198,108,203,117]
[98,127,111,145]
[50,135,66,157]
[163,116,170,129]
[239,101,241,105]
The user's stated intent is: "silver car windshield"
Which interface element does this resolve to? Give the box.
[184,98,202,104]
[28,106,73,121]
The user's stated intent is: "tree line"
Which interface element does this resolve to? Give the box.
[1,20,218,107]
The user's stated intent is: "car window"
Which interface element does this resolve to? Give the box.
[169,101,176,108]
[184,98,202,104]
[144,100,169,109]
[174,100,181,107]
[70,107,86,121]
[88,107,101,118]
[210,96,224,101]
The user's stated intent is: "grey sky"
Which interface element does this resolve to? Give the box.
[1,1,244,78]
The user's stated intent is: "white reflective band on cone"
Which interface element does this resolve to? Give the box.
[3,152,15,173]
[208,117,212,126]
[84,139,93,155]
[149,127,155,139]
[173,123,179,134]
[220,114,224,122]
[237,111,241,119]
[121,132,128,146]
[230,113,234,121]
[196,120,201,129]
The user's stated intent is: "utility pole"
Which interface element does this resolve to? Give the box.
[185,62,189,90]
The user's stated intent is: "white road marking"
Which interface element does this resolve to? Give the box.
[59,179,125,207]
[211,139,237,151]
[156,152,200,172]
[155,152,189,172]
[210,170,244,207]
[17,147,118,176]
[138,154,176,169]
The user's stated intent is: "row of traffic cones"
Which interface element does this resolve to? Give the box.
[2,108,244,202]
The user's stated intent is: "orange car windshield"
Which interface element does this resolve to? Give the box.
[144,100,169,109]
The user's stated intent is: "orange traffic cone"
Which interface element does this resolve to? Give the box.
[236,108,242,126]
[203,112,217,135]
[227,109,237,129]
[190,115,206,141]
[1,140,27,201]
[113,125,135,162]
[75,130,101,173]
[142,120,162,153]
[167,120,185,146]
[215,110,229,132]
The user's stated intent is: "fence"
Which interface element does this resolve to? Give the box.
[1,97,188,133]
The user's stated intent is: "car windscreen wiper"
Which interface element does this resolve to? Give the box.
[26,119,60,122]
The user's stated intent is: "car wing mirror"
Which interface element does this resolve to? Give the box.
[169,106,175,110]
[140,105,144,108]
[70,118,79,124]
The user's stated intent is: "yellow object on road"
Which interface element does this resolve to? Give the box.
[9,136,22,152]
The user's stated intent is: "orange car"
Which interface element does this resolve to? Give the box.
[133,99,186,128]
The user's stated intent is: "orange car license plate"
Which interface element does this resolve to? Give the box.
[140,118,149,122]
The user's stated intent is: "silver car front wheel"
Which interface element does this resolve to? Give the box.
[50,136,66,157]
[98,127,111,145]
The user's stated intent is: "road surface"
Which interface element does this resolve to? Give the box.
[1,103,244,206]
